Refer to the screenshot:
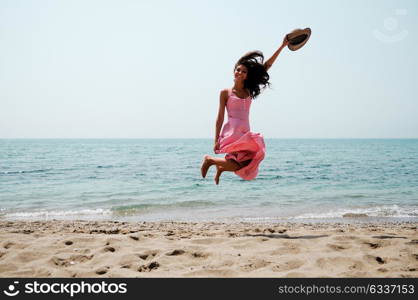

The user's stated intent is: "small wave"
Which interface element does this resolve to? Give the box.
[289,205,418,220]
[97,165,113,169]
[342,213,368,218]
[346,194,366,198]
[3,208,112,219]
[1,169,52,175]
[264,168,281,171]
[310,164,332,168]
[112,200,217,215]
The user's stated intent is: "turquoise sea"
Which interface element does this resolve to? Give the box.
[1,139,417,223]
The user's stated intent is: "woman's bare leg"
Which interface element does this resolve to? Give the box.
[201,155,241,184]
[200,155,213,178]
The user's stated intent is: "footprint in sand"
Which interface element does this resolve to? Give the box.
[96,266,109,275]
[191,251,209,258]
[118,254,144,269]
[363,242,381,249]
[316,257,365,272]
[129,234,140,241]
[137,250,158,260]
[120,264,131,269]
[103,246,116,253]
[326,243,351,251]
[165,230,175,236]
[269,244,301,255]
[241,259,271,272]
[348,261,365,270]
[166,249,185,256]
[363,255,386,265]
[3,242,14,249]
[51,254,94,267]
[73,248,90,254]
[362,239,392,249]
[401,266,418,272]
[138,261,159,272]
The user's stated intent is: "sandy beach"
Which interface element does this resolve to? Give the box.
[0,220,417,278]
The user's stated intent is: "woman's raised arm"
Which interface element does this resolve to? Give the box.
[263,35,289,71]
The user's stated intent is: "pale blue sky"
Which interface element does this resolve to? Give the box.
[1,0,417,138]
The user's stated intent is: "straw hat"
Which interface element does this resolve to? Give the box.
[286,28,311,51]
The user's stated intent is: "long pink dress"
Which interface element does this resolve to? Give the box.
[215,89,266,180]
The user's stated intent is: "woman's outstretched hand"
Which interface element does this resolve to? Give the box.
[281,35,289,49]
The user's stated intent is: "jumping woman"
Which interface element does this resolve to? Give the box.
[201,35,290,184]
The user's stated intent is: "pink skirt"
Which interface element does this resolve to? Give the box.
[215,132,265,180]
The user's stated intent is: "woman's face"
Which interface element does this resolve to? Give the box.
[234,64,248,82]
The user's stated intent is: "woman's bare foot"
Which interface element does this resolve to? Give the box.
[214,165,224,185]
[201,155,213,178]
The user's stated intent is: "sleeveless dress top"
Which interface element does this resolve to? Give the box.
[215,89,266,180]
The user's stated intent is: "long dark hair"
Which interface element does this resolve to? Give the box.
[235,51,270,99]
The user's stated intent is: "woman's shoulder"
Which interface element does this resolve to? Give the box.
[219,88,231,100]
[220,88,231,95]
